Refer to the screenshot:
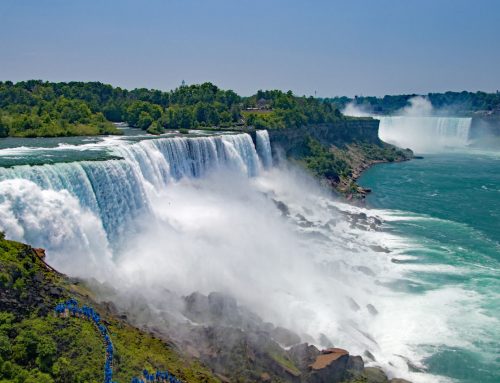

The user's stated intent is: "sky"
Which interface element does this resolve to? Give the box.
[0,0,499,97]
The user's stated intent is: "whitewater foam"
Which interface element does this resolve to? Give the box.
[0,131,486,383]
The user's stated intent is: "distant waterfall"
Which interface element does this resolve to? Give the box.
[255,130,273,169]
[378,116,472,153]
[0,133,261,246]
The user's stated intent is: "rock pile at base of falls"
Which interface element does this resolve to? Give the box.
[178,291,412,383]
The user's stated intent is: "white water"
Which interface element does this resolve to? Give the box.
[255,129,273,169]
[0,131,469,382]
[379,116,472,153]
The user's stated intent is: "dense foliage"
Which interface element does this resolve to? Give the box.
[243,90,344,129]
[0,234,219,383]
[328,91,500,116]
[0,81,346,137]
[302,138,351,182]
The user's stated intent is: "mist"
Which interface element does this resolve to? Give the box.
[344,97,474,153]
[0,133,477,383]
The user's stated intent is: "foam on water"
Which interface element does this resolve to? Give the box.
[0,131,494,382]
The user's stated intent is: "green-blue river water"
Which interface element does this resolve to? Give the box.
[359,151,500,383]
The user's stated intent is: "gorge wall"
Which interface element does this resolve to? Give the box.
[264,119,381,157]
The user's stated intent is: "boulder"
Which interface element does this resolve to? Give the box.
[288,343,320,370]
[307,348,350,383]
[362,367,388,383]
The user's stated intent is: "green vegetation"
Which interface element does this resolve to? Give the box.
[243,90,344,129]
[298,139,412,197]
[0,233,219,383]
[0,81,347,137]
[328,91,500,116]
[302,138,351,182]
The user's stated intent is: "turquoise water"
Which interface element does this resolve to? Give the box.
[359,151,500,383]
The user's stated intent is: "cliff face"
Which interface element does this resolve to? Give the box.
[262,119,412,199]
[267,119,381,158]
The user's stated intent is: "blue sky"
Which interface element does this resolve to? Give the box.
[0,0,499,96]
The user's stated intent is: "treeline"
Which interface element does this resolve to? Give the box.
[328,91,500,116]
[243,90,344,129]
[0,80,345,137]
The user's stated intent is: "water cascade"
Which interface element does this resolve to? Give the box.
[0,130,489,383]
[255,129,273,169]
[378,116,472,153]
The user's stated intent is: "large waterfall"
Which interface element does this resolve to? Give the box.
[0,130,481,383]
[378,116,472,153]
[0,134,260,246]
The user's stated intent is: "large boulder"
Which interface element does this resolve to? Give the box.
[362,367,389,383]
[306,348,363,383]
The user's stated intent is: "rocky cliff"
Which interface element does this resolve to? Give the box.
[266,119,381,158]
[262,119,412,199]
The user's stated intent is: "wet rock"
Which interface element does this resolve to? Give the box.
[348,297,361,312]
[208,292,240,324]
[356,265,376,276]
[369,245,390,253]
[288,343,320,370]
[389,379,412,383]
[362,367,389,383]
[363,350,376,361]
[273,199,290,216]
[346,355,364,374]
[367,304,379,315]
[184,292,211,323]
[308,348,351,383]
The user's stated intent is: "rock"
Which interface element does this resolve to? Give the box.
[348,297,361,311]
[389,379,412,383]
[367,304,379,315]
[369,245,390,253]
[307,348,352,383]
[346,355,364,375]
[363,350,376,361]
[271,326,301,347]
[260,372,271,382]
[184,292,211,323]
[32,247,46,259]
[273,199,290,216]
[288,343,320,370]
[356,266,376,276]
[208,292,241,325]
[362,367,389,383]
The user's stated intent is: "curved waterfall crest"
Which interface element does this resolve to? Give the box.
[378,116,472,152]
[0,133,263,242]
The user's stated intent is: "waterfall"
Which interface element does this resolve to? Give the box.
[378,116,472,153]
[0,133,261,246]
[255,130,273,169]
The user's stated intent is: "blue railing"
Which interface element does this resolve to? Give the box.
[55,299,183,383]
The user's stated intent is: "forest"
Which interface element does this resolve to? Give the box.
[0,81,346,137]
